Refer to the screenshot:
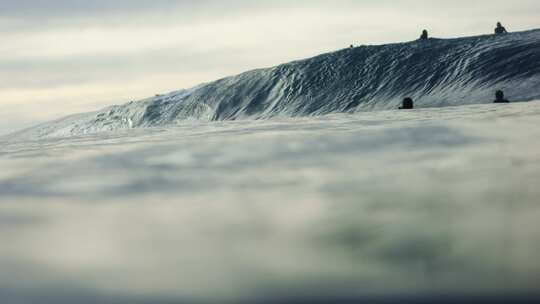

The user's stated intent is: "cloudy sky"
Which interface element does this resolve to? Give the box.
[1,0,539,135]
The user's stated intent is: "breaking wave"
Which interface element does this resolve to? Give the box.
[14,29,540,138]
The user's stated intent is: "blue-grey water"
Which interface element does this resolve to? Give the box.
[1,102,540,303]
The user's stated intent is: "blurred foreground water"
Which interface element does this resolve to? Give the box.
[1,102,540,303]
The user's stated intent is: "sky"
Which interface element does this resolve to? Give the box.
[1,0,539,135]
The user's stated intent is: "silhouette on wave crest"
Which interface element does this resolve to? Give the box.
[13,29,540,138]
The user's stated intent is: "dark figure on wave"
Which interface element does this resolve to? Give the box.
[419,30,429,40]
[494,90,510,103]
[399,97,414,109]
[495,22,508,35]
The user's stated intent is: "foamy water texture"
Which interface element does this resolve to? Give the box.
[1,102,540,303]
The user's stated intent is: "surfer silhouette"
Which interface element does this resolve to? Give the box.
[495,22,508,35]
[399,98,414,109]
[420,30,429,40]
[494,90,510,103]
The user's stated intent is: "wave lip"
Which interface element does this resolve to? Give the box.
[12,29,540,139]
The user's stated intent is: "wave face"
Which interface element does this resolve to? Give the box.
[13,29,540,138]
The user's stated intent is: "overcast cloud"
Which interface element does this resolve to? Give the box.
[1,0,539,134]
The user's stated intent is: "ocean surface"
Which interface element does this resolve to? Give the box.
[1,102,540,303]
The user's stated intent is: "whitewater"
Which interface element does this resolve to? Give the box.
[1,29,540,303]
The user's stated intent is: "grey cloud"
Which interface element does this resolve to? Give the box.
[0,0,188,16]
[1,0,539,34]
[0,0,296,18]
[0,0,301,33]
[2,0,539,18]
[0,47,260,90]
